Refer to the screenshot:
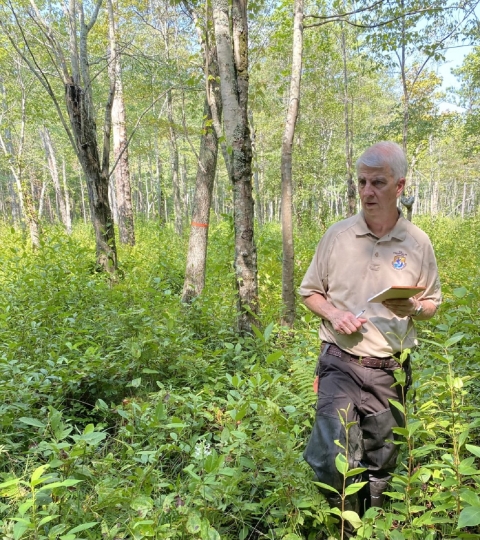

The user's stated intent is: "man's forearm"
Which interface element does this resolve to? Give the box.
[412,299,437,320]
[303,293,365,336]
[303,293,336,321]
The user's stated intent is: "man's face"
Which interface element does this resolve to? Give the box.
[357,163,405,219]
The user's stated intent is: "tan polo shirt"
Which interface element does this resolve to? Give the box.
[299,212,441,357]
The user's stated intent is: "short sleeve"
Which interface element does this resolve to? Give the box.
[298,232,332,298]
[418,240,442,308]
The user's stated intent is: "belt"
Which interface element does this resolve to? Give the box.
[323,343,401,369]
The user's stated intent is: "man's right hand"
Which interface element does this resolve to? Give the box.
[330,309,367,335]
[303,293,367,335]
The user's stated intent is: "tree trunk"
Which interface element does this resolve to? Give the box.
[41,127,71,232]
[4,0,118,271]
[212,0,258,334]
[64,1,117,271]
[249,110,263,226]
[341,25,356,218]
[79,172,87,224]
[280,0,303,328]
[182,45,222,304]
[62,159,72,231]
[38,180,47,219]
[65,79,117,271]
[155,147,165,223]
[0,74,40,248]
[167,90,182,235]
[108,0,135,246]
[461,182,467,218]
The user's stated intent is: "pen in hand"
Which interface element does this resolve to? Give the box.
[356,309,365,318]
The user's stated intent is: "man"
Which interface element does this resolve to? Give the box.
[300,142,441,525]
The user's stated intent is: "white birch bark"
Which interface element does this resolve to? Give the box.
[213,0,258,334]
[280,0,303,327]
[0,71,40,248]
[108,0,135,245]
[41,127,71,232]
[3,0,117,271]
[182,38,222,303]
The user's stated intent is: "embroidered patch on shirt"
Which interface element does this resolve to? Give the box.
[392,251,407,270]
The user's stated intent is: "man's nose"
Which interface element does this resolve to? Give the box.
[363,182,374,195]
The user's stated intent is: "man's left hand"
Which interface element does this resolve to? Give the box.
[382,298,417,318]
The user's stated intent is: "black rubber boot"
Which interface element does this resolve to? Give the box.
[370,478,389,508]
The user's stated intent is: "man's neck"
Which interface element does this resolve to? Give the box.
[364,211,400,238]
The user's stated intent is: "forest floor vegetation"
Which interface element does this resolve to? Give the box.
[0,216,479,540]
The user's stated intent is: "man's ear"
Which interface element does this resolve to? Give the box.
[396,177,406,196]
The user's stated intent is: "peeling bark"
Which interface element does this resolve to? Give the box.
[213,0,258,334]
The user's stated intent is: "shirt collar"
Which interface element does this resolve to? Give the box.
[354,210,407,241]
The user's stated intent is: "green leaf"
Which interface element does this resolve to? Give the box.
[65,522,99,535]
[466,444,480,458]
[30,465,49,484]
[345,467,367,478]
[388,399,405,414]
[413,510,434,526]
[263,322,274,343]
[130,495,154,512]
[129,377,142,388]
[0,478,20,490]
[335,453,348,476]
[312,481,339,494]
[18,500,34,517]
[460,489,480,507]
[251,324,264,343]
[459,429,470,448]
[458,457,478,476]
[38,479,82,491]
[37,515,59,527]
[73,430,106,445]
[186,512,202,534]
[19,417,45,428]
[453,287,467,298]
[344,482,368,496]
[458,506,480,528]
[342,510,362,528]
[266,350,283,364]
[444,333,464,348]
[384,491,405,500]
[206,525,221,540]
[13,520,30,540]
[407,421,423,436]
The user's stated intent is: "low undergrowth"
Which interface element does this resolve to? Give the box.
[0,216,478,539]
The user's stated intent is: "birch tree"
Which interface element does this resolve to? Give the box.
[0,69,40,248]
[212,0,258,334]
[280,0,303,328]
[181,51,221,303]
[40,127,72,233]
[108,0,135,246]
[1,0,118,272]
[181,0,223,304]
